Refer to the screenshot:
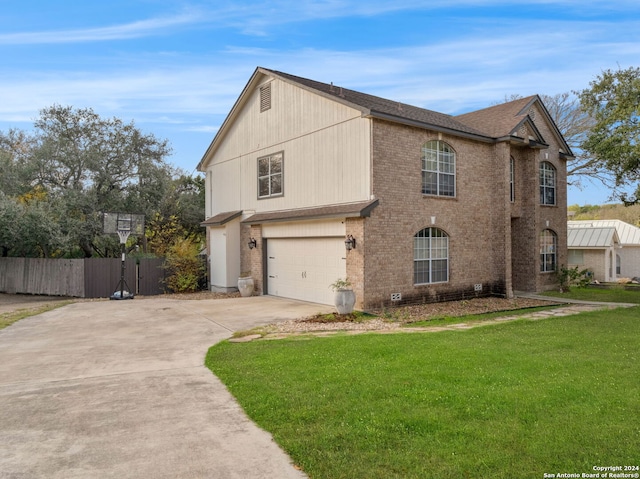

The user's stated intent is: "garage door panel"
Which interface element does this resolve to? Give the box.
[267,238,346,305]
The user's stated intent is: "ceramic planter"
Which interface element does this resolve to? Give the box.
[334,289,355,314]
[237,277,254,297]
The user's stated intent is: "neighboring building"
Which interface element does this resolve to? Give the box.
[568,220,640,280]
[198,67,572,309]
[567,225,620,282]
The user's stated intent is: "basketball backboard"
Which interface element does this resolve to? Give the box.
[103,212,145,236]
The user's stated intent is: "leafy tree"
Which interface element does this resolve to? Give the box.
[578,66,640,204]
[146,213,187,257]
[0,194,20,257]
[0,129,37,197]
[0,105,207,258]
[0,193,64,258]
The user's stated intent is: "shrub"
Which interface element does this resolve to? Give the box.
[163,238,206,293]
[557,265,592,292]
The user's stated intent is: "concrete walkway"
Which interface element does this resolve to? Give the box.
[514,290,638,308]
[0,296,333,479]
[402,301,636,334]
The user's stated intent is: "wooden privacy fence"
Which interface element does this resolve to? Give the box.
[0,257,166,298]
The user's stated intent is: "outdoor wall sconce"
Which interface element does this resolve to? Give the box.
[344,235,356,251]
[248,238,257,249]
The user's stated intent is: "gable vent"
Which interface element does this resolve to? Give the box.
[260,83,271,112]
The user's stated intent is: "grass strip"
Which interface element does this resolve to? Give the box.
[543,286,640,303]
[206,307,640,479]
[0,302,73,330]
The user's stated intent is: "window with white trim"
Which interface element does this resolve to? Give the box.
[540,229,557,272]
[421,141,455,197]
[258,152,283,198]
[414,227,449,284]
[539,161,556,205]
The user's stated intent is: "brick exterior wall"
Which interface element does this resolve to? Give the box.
[345,217,365,309]
[361,115,567,309]
[235,104,567,308]
[249,224,263,294]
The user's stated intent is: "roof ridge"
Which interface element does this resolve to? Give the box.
[260,67,490,139]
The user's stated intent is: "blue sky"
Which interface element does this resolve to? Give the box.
[1,1,639,205]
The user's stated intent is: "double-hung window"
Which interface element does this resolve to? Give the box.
[422,141,455,197]
[539,162,556,205]
[414,227,449,284]
[258,152,283,198]
[540,229,557,272]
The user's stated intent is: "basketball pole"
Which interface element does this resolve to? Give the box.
[119,234,126,299]
[114,229,132,300]
[104,212,143,300]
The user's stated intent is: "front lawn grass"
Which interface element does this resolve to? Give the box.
[206,307,640,479]
[543,286,640,303]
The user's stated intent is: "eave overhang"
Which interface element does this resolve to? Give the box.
[200,210,243,227]
[241,199,379,225]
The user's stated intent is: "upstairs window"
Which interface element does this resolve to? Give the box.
[539,161,556,205]
[258,152,283,198]
[421,141,455,197]
[414,227,449,284]
[540,229,557,273]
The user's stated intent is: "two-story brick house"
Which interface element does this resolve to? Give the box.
[197,67,572,309]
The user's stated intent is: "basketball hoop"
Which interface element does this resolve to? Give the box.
[117,230,131,245]
[103,212,145,300]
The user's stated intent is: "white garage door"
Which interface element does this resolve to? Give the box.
[267,238,346,305]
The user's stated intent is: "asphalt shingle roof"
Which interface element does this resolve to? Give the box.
[242,199,379,224]
[262,68,491,140]
[454,96,538,138]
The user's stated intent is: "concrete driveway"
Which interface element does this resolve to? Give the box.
[0,295,333,478]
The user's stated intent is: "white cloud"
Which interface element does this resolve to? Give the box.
[0,10,203,45]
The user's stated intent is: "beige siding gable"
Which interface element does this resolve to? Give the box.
[211,74,365,164]
[205,73,372,215]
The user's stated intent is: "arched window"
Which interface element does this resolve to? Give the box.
[540,229,557,272]
[539,162,556,205]
[421,141,455,197]
[414,228,449,284]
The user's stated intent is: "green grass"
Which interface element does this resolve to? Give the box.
[404,305,564,327]
[0,302,72,330]
[543,286,640,303]
[206,308,640,479]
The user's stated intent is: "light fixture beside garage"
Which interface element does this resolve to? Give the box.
[248,238,258,249]
[345,235,356,251]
